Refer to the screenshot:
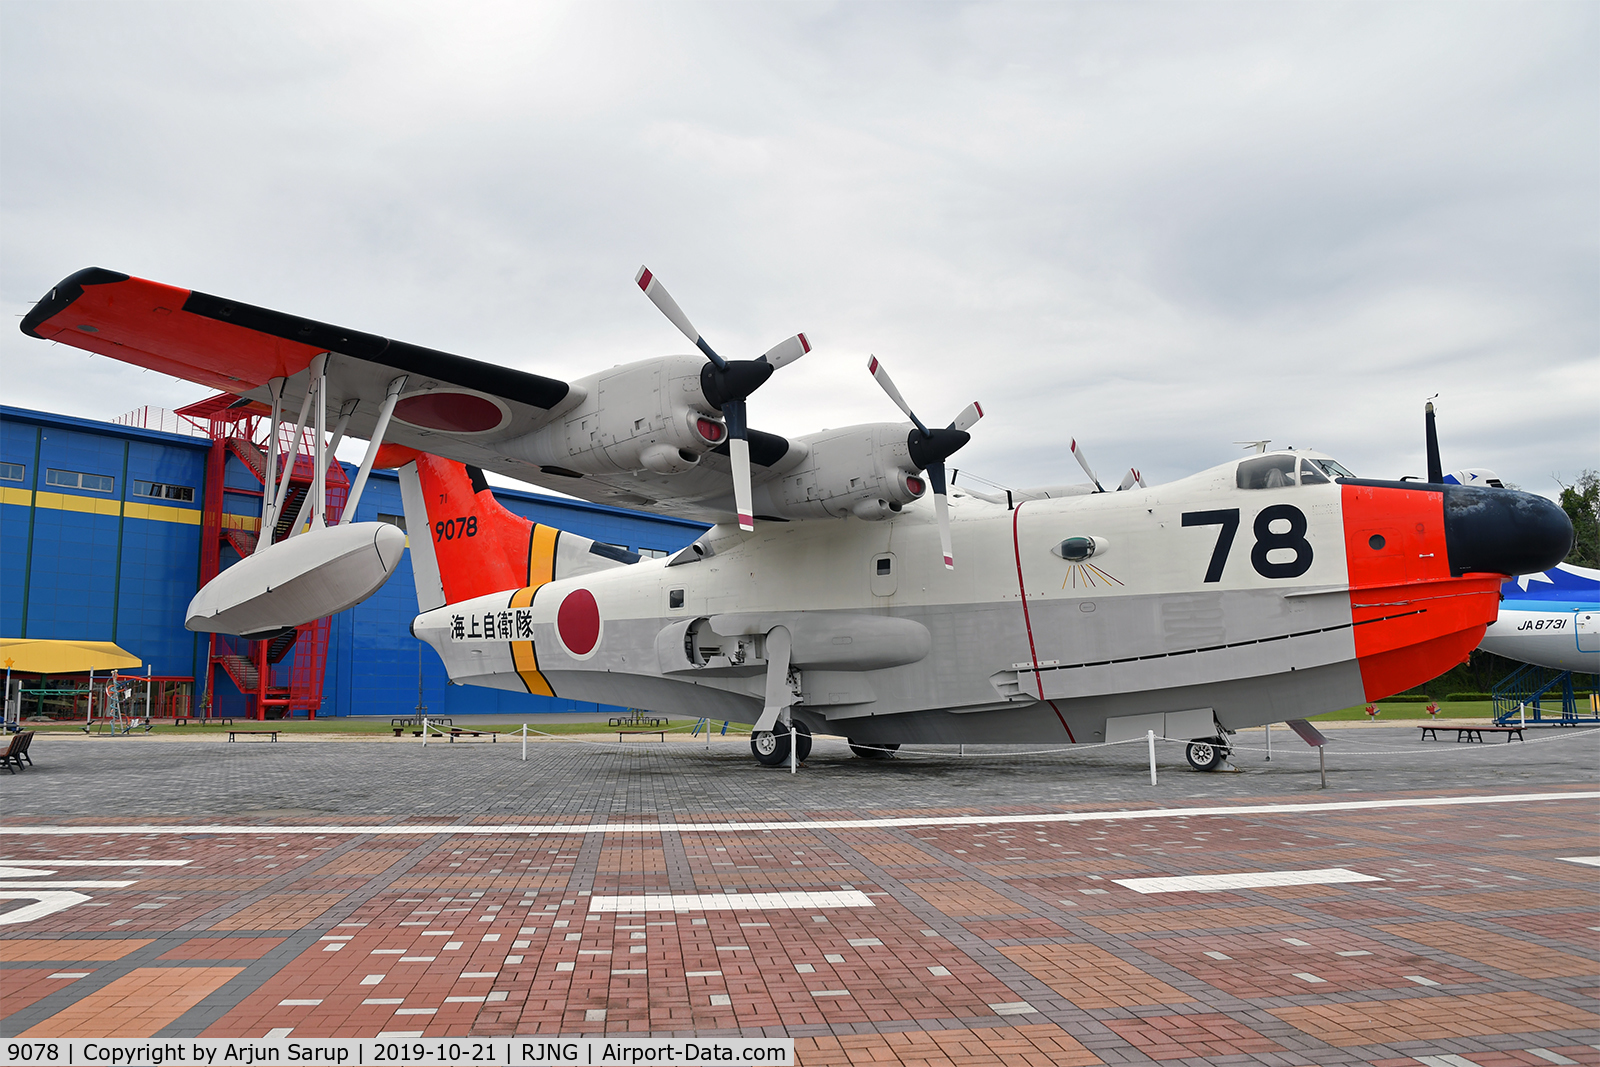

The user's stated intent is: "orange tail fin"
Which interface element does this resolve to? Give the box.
[396,454,637,611]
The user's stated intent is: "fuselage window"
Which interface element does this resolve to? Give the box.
[1237,455,1298,490]
[1309,457,1356,480]
[1298,459,1330,485]
[876,558,892,576]
[669,589,685,609]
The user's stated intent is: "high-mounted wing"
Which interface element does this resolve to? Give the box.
[22,267,582,469]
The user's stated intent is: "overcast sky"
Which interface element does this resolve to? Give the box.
[3,1,1595,499]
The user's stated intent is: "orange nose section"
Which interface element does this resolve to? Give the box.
[1342,482,1500,700]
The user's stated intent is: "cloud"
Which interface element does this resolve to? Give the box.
[2,0,1594,496]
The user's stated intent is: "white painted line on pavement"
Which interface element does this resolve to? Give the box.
[1113,868,1382,894]
[591,890,873,913]
[0,791,1593,837]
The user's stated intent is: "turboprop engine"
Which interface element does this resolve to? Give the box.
[499,355,730,477]
[185,522,406,638]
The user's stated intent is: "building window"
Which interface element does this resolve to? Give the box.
[0,462,23,482]
[46,468,114,493]
[638,548,669,559]
[378,512,407,532]
[132,480,195,502]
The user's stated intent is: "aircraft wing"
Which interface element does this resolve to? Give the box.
[21,266,583,479]
[21,268,832,525]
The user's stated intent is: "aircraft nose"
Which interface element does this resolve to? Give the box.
[1442,485,1572,576]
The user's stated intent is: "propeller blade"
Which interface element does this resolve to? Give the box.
[1070,438,1105,493]
[722,399,755,531]
[949,401,983,432]
[867,356,929,435]
[927,461,955,569]
[1117,468,1139,492]
[758,333,811,370]
[1424,401,1443,484]
[636,266,726,369]
[729,435,755,532]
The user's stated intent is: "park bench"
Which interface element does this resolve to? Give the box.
[448,727,497,742]
[227,730,279,742]
[619,730,666,743]
[175,716,233,726]
[0,731,33,773]
[393,717,452,737]
[1418,724,1524,743]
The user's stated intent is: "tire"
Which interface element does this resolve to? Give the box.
[849,739,900,760]
[751,730,791,767]
[1185,738,1227,771]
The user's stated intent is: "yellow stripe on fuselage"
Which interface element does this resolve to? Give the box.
[509,524,562,697]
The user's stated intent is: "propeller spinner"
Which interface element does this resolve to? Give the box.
[635,267,810,531]
[867,356,981,569]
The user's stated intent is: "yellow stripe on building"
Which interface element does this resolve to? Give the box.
[124,501,203,525]
[3,487,205,526]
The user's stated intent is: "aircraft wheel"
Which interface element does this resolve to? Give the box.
[848,740,899,760]
[751,730,791,767]
[1185,738,1227,771]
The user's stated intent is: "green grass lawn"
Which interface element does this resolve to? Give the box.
[22,716,743,737]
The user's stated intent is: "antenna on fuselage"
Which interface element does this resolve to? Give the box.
[1235,440,1271,455]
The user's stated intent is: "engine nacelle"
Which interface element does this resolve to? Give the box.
[497,355,726,476]
[750,423,927,521]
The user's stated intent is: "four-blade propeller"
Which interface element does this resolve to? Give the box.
[636,266,810,531]
[867,356,982,569]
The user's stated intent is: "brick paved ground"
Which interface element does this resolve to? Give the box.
[2,725,1597,1066]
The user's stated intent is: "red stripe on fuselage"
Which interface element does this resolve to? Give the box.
[1340,482,1500,700]
[1012,502,1076,742]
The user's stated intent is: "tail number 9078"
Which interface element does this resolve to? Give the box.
[435,516,478,542]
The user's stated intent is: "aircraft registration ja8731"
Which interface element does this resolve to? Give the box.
[21,267,1573,769]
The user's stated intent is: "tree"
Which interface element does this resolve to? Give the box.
[1557,470,1599,568]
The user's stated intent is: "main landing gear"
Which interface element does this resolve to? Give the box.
[751,720,812,766]
[1185,736,1232,772]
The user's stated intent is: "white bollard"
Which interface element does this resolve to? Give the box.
[1147,729,1157,785]
[1265,722,1272,761]
[1519,702,1525,727]
[521,723,527,762]
[422,716,428,746]
[789,723,797,774]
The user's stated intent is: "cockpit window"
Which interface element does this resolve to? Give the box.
[1298,458,1330,485]
[1309,457,1356,480]
[1237,455,1298,489]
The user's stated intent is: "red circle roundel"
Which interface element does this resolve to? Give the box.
[556,589,601,656]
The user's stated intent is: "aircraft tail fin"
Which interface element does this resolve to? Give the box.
[396,454,638,611]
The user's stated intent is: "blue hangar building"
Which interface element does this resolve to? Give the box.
[0,405,706,719]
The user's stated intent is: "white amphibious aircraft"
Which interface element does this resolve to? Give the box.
[22,268,1573,769]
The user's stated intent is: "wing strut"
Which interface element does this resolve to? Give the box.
[342,375,409,523]
[288,398,358,537]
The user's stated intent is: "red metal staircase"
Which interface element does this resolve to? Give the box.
[178,393,350,720]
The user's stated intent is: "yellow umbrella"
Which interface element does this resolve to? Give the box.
[0,639,141,674]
